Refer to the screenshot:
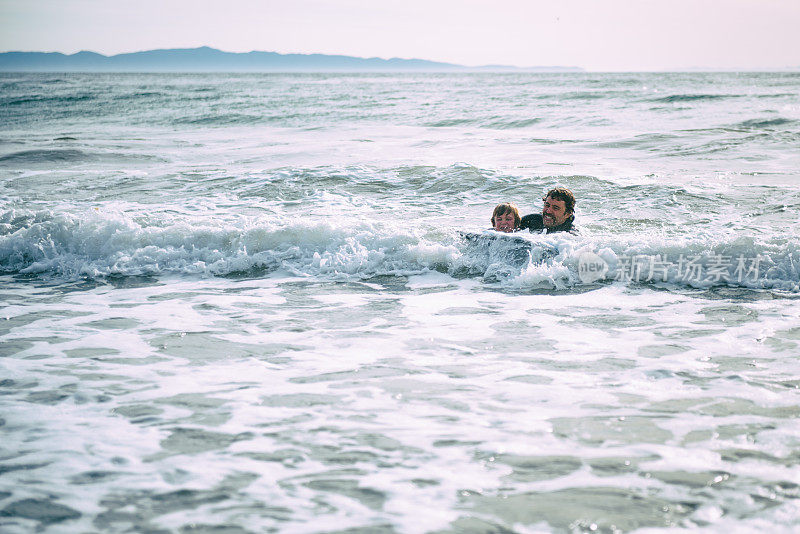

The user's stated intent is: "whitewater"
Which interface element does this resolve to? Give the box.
[1,72,799,533]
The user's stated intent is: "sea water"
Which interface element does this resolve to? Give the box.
[1,72,799,533]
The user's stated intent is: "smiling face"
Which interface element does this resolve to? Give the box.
[541,195,571,228]
[491,203,520,233]
[493,211,517,232]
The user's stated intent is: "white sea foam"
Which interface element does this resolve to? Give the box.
[3,72,800,533]
[2,209,798,292]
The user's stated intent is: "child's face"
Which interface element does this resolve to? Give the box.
[493,211,516,233]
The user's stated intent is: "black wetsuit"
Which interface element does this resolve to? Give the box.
[519,213,578,235]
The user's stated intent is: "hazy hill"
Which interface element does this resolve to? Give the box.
[0,47,583,72]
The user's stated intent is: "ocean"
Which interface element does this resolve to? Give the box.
[1,72,799,533]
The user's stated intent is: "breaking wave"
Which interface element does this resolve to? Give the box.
[2,209,798,292]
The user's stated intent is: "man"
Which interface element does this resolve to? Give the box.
[519,187,578,234]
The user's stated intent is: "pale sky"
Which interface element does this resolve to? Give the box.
[1,0,798,71]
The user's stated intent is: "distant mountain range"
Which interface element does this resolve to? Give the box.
[0,46,583,72]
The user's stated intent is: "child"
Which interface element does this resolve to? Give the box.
[491,203,521,233]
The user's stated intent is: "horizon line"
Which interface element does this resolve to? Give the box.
[0,46,574,70]
[2,46,799,73]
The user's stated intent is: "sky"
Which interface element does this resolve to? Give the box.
[1,0,799,71]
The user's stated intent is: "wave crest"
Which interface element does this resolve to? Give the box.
[1,210,798,292]
[652,94,738,103]
[0,209,455,279]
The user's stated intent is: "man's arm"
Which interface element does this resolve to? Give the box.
[519,213,542,232]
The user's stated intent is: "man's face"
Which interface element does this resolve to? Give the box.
[541,196,570,228]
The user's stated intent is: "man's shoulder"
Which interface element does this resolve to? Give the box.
[520,213,543,230]
[520,213,580,234]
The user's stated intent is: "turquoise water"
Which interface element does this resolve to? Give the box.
[1,73,799,533]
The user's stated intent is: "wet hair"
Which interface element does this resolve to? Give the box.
[544,187,576,214]
[491,202,521,228]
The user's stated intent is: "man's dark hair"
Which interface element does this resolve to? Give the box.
[544,187,575,214]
